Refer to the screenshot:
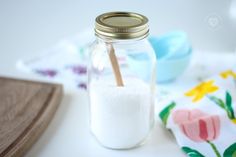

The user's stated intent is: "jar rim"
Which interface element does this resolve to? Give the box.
[95,12,149,40]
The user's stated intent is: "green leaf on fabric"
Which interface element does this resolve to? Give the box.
[208,95,225,109]
[225,91,235,119]
[208,92,235,119]
[159,102,176,125]
[207,141,221,157]
[223,143,236,157]
[182,146,205,157]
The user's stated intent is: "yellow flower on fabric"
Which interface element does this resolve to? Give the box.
[185,80,219,102]
[232,119,236,124]
[220,70,236,79]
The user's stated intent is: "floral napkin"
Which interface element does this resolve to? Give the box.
[16,29,94,89]
[159,69,236,157]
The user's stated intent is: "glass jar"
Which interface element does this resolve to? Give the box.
[88,12,156,149]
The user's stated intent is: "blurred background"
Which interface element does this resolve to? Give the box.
[0,0,236,69]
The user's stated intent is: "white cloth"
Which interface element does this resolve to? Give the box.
[16,29,94,89]
[159,69,236,157]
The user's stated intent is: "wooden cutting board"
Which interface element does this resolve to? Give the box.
[0,77,63,157]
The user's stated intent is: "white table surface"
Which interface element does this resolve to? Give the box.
[1,1,236,156]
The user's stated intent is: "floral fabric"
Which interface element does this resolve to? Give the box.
[16,29,94,90]
[159,69,236,157]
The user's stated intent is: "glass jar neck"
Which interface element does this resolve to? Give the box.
[96,35,148,44]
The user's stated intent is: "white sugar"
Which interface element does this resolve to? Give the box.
[89,78,154,149]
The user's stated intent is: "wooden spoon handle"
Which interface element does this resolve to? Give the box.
[106,43,124,86]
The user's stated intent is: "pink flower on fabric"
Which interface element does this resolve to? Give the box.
[172,109,220,142]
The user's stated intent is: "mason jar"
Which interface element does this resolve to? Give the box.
[87,12,156,149]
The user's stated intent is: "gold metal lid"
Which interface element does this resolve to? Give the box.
[95,12,149,40]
